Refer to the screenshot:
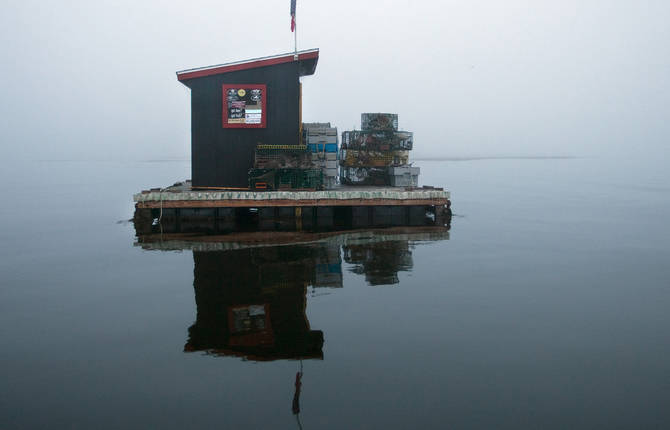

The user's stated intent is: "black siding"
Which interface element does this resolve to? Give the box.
[184,62,301,188]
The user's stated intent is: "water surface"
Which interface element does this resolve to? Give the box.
[1,157,669,429]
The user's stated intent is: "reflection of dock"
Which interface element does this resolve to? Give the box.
[140,226,449,361]
[135,226,449,252]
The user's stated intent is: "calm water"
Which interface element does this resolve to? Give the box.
[1,157,669,429]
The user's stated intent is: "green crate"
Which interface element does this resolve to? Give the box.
[254,148,313,169]
[249,168,323,190]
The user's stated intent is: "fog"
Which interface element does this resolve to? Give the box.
[1,0,668,161]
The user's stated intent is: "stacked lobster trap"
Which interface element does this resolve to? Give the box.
[248,144,323,190]
[340,113,419,186]
[303,122,339,189]
[248,123,339,190]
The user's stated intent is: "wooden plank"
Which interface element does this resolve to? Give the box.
[136,198,448,209]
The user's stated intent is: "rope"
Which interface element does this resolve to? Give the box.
[157,186,169,239]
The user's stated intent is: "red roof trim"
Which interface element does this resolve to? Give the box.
[177,50,319,82]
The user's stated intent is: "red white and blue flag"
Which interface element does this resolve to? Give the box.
[290,0,296,32]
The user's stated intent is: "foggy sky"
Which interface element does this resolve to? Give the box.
[1,0,668,161]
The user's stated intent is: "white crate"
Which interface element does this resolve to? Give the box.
[388,165,419,187]
[323,176,338,189]
[389,174,419,187]
[308,135,338,144]
[311,152,337,161]
[388,166,420,176]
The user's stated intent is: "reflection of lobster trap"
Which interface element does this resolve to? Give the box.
[341,130,413,151]
[249,168,323,190]
[340,150,409,167]
[361,113,398,131]
[339,166,389,186]
[254,147,314,169]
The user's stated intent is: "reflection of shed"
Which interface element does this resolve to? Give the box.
[185,248,325,361]
[177,49,319,188]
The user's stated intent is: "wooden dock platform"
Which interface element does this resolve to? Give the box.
[134,181,449,208]
[133,180,451,235]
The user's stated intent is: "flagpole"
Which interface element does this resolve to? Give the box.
[294,7,298,56]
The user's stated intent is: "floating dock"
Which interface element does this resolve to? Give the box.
[135,50,452,236]
[133,180,451,235]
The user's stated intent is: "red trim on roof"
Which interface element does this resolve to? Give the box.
[177,50,319,82]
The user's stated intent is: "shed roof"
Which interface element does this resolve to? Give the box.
[176,48,319,83]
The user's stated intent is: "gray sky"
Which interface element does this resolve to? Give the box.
[1,0,668,161]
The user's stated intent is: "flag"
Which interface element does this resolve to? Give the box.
[290,0,296,32]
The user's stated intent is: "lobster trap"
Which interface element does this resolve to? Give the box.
[249,168,324,191]
[340,150,409,167]
[339,166,389,186]
[361,113,398,131]
[254,147,314,169]
[341,130,413,151]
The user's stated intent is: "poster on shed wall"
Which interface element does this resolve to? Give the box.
[222,84,267,128]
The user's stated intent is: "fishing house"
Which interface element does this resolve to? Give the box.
[177,49,319,188]
[133,49,451,237]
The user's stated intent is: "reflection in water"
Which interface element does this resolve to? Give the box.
[135,228,450,359]
[344,240,413,285]
[184,246,329,361]
[136,227,448,425]
[171,229,448,360]
[293,361,303,427]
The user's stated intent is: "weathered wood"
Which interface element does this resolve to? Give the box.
[135,198,448,209]
[132,181,452,234]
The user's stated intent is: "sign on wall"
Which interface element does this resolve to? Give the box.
[222,84,267,128]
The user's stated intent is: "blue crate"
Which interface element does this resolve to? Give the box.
[315,263,342,274]
[308,143,338,153]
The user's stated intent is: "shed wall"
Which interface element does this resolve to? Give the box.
[185,62,301,187]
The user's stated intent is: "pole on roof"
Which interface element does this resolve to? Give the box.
[294,8,298,58]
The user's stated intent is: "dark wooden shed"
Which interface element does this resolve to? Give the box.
[177,49,319,188]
